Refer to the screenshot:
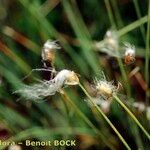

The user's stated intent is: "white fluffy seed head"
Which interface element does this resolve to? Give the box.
[95,30,120,57]
[55,69,79,86]
[65,71,79,85]
[95,80,118,100]
[14,69,79,100]
[43,39,61,50]
[41,39,61,61]
[104,30,119,51]
[124,43,135,56]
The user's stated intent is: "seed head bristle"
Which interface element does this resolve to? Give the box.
[41,39,61,62]
[14,69,79,101]
[124,42,135,56]
[95,78,119,100]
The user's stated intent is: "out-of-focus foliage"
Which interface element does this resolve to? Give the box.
[0,0,150,150]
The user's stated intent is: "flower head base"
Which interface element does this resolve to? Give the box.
[14,69,79,101]
[54,69,79,86]
[95,79,119,100]
[65,71,79,85]
[41,39,61,62]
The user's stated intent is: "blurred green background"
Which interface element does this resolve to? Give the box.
[0,0,150,149]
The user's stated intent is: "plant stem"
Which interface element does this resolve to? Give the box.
[60,91,116,150]
[117,15,148,37]
[113,95,150,140]
[104,0,131,98]
[104,0,116,28]
[117,58,131,98]
[133,0,146,42]
[145,0,150,106]
[111,0,124,28]
[79,83,131,150]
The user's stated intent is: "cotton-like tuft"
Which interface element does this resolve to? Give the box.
[14,69,79,100]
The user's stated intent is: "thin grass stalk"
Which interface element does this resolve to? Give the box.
[110,0,124,28]
[82,94,117,146]
[117,15,148,37]
[104,0,131,98]
[2,26,40,55]
[60,91,116,150]
[133,0,146,42]
[17,0,89,75]
[104,0,116,28]
[117,59,143,149]
[145,0,150,106]
[117,58,131,98]
[113,95,150,140]
[101,0,143,148]
[79,83,131,150]
[103,1,144,146]
[0,40,31,74]
[60,93,71,126]
[39,0,60,16]
[90,105,123,148]
[90,104,114,138]
[104,0,130,97]
[129,122,144,150]
[62,0,100,74]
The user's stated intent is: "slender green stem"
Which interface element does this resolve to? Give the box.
[79,83,131,150]
[111,0,124,28]
[145,0,150,105]
[130,122,144,150]
[18,0,90,75]
[117,58,131,98]
[117,57,142,148]
[62,0,100,74]
[60,94,71,125]
[133,0,146,42]
[60,91,116,150]
[61,92,97,131]
[104,0,130,97]
[104,0,116,28]
[114,95,150,140]
[117,15,148,37]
